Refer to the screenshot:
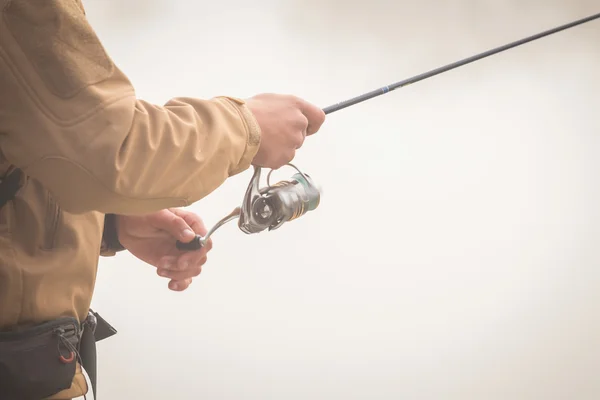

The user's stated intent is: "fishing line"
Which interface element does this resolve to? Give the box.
[323,11,600,114]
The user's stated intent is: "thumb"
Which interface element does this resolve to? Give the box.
[148,210,196,242]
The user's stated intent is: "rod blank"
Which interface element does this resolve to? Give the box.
[323,11,600,115]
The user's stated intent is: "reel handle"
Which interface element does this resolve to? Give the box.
[175,235,203,251]
[174,207,241,251]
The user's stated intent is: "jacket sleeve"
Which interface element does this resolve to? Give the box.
[0,0,261,215]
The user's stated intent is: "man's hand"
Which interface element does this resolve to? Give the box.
[115,208,213,291]
[246,93,326,169]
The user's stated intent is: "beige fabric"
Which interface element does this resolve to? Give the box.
[0,0,261,398]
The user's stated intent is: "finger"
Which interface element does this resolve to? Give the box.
[157,237,211,270]
[279,149,296,167]
[169,208,209,237]
[175,247,210,270]
[169,209,212,265]
[294,132,305,150]
[157,255,178,271]
[294,113,308,149]
[169,278,193,292]
[157,262,203,281]
[158,252,209,272]
[147,209,196,242]
[297,99,326,136]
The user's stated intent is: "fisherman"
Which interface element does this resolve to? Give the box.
[0,1,325,399]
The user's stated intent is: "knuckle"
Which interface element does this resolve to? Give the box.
[165,271,179,280]
[316,109,326,125]
[309,108,323,122]
[284,149,296,164]
[298,112,309,128]
[178,270,195,280]
[295,133,305,148]
[170,213,184,225]
[183,271,196,280]
[276,156,288,169]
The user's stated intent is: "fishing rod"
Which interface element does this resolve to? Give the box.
[323,11,600,114]
[176,11,600,251]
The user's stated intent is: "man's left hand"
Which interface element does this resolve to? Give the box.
[116,208,213,291]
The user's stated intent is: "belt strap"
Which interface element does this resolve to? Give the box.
[0,168,23,209]
[80,319,98,399]
[80,310,118,400]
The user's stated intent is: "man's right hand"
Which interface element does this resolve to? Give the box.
[246,93,326,169]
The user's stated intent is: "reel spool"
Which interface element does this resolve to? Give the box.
[175,164,321,251]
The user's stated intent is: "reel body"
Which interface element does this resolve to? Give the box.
[176,164,321,250]
[239,164,320,234]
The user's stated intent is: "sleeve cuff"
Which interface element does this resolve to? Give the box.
[215,96,261,176]
[100,214,126,256]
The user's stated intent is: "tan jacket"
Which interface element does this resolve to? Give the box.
[0,0,261,398]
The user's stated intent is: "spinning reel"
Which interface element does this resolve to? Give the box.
[175,164,321,250]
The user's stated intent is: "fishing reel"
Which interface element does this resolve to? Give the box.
[175,164,321,250]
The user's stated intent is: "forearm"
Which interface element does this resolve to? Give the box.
[4,93,260,215]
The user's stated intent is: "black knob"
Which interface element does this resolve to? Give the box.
[176,235,203,251]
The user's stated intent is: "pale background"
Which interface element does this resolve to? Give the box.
[81,0,599,399]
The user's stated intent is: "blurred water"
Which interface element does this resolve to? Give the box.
[80,1,600,399]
